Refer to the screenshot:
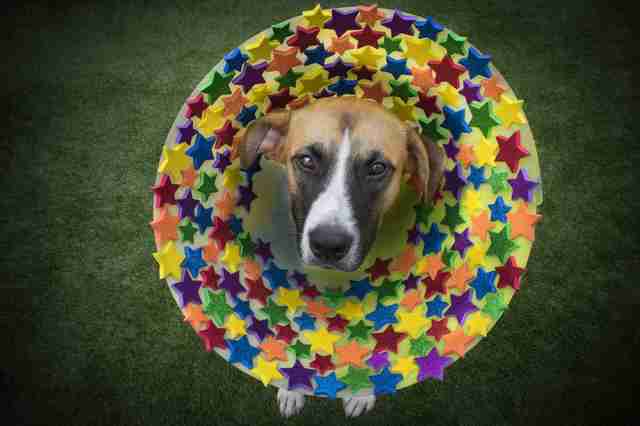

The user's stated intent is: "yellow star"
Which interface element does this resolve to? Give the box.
[225,313,246,338]
[302,4,331,28]
[245,33,278,62]
[395,305,430,338]
[473,135,498,167]
[350,45,386,68]
[250,356,284,386]
[152,241,184,279]
[403,35,446,66]
[158,143,192,183]
[462,188,482,215]
[336,300,365,321]
[391,356,418,378]
[297,67,330,96]
[390,97,415,122]
[495,94,527,128]
[276,288,305,314]
[437,82,464,108]
[466,240,489,269]
[247,83,274,105]
[221,242,242,273]
[465,311,492,337]
[222,165,243,190]
[302,326,341,355]
[196,104,226,137]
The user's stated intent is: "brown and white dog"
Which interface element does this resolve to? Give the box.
[239,97,445,417]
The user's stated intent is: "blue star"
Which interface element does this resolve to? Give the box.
[442,106,471,141]
[459,47,492,79]
[345,278,374,300]
[186,134,214,170]
[488,196,511,223]
[426,295,449,317]
[381,56,410,79]
[415,16,444,40]
[304,45,331,65]
[328,78,357,95]
[227,336,260,369]
[470,267,497,300]
[370,366,403,395]
[314,372,346,399]
[365,303,399,330]
[223,47,249,74]
[227,216,244,235]
[193,204,213,234]
[421,223,447,255]
[236,105,258,127]
[181,247,206,277]
[467,165,486,190]
[263,262,290,290]
[294,312,316,331]
[233,299,252,319]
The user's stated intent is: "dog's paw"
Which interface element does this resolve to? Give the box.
[343,395,376,417]
[277,388,305,418]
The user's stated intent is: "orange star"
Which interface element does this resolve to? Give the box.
[228,135,243,162]
[360,80,387,103]
[470,210,496,241]
[260,336,288,361]
[267,46,302,75]
[457,143,475,168]
[442,328,476,357]
[214,191,236,220]
[447,262,474,292]
[357,4,385,26]
[417,253,446,279]
[411,66,436,92]
[243,259,262,280]
[150,207,180,246]
[288,95,310,110]
[328,33,355,55]
[400,289,423,311]
[181,166,197,187]
[202,239,222,263]
[335,340,370,368]
[221,88,248,117]
[183,303,209,330]
[391,245,418,274]
[507,202,542,241]
[481,74,507,101]
[306,299,332,318]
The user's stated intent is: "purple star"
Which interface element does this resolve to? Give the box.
[367,351,390,371]
[381,9,416,37]
[280,360,316,391]
[352,66,376,81]
[443,163,467,199]
[213,149,232,173]
[443,138,459,160]
[237,185,257,212]
[232,61,268,92]
[324,57,354,79]
[407,224,421,245]
[445,289,478,325]
[176,120,196,145]
[247,316,273,341]
[416,348,453,381]
[453,228,473,257]
[508,168,538,202]
[172,270,202,308]
[324,8,361,36]
[177,190,199,220]
[459,79,483,104]
[255,239,274,263]
[290,270,308,287]
[404,273,420,290]
[220,268,245,300]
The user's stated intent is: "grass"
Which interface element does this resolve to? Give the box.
[1,1,637,425]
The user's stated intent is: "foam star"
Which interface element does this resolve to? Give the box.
[430,55,466,89]
[336,300,365,321]
[404,35,446,66]
[228,336,260,369]
[152,241,184,279]
[489,195,512,223]
[184,94,208,119]
[395,305,429,338]
[288,25,321,50]
[245,34,277,62]
[409,335,434,357]
[223,47,249,73]
[304,44,331,65]
[466,239,489,269]
[183,303,209,330]
[371,366,403,395]
[324,8,360,36]
[351,25,385,48]
[266,46,301,75]
[372,325,407,353]
[460,46,492,79]
[415,16,443,40]
[390,245,418,275]
[421,223,447,255]
[509,169,538,202]
[365,303,399,330]
[436,82,464,108]
[335,340,370,367]
[200,71,233,104]
[445,289,477,324]
[310,354,335,374]
[200,265,220,290]
[381,9,416,37]
[367,351,390,371]
[391,356,418,379]
[447,262,474,292]
[465,311,492,337]
[219,268,245,299]
[442,328,475,357]
[423,270,451,300]
[303,326,341,355]
[327,315,349,333]
[314,372,346,398]
[357,4,385,26]
[366,257,391,281]
[350,45,386,68]
[457,143,475,167]
[481,74,507,101]
[324,57,353,79]
[246,83,273,105]
[175,120,196,145]
[444,162,467,199]
[172,270,202,308]
[306,300,331,318]
[441,31,467,56]
[415,91,440,117]
[496,130,529,172]
[270,21,293,43]
[462,188,482,215]
[507,202,542,241]
[297,67,330,95]
[224,313,247,339]
[474,135,499,167]
[276,287,304,314]
[460,79,483,104]
[382,56,410,79]
[390,97,415,122]
[251,356,283,386]
[328,33,355,55]
[426,294,449,317]
[198,320,227,351]
[345,277,373,300]
[266,87,296,112]
[182,246,207,278]
[197,105,226,137]
[328,78,358,95]
[495,94,526,128]
[416,348,453,381]
[340,366,372,393]
[219,242,241,273]
[359,80,387,103]
[302,4,331,27]
[442,201,465,231]
[411,65,436,92]
[482,293,508,320]
[453,228,473,257]
[487,168,510,194]
[469,267,497,300]
[150,207,180,245]
[214,191,236,221]
[470,100,501,138]
[442,106,471,140]
[415,253,445,279]
[158,143,192,182]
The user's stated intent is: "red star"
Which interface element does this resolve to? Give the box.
[267,88,296,112]
[423,270,451,299]
[495,256,526,290]
[184,94,208,119]
[351,25,385,48]
[352,66,376,81]
[275,324,298,344]
[214,120,238,149]
[200,266,220,290]
[209,217,234,250]
[287,25,321,50]
[427,318,449,341]
[366,257,392,282]
[326,315,349,332]
[245,277,272,305]
[197,321,227,352]
[152,175,179,208]
[496,130,530,173]
[429,55,466,89]
[310,354,335,374]
[302,284,321,299]
[372,325,407,353]
[415,91,441,117]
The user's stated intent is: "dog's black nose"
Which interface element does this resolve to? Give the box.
[309,225,353,263]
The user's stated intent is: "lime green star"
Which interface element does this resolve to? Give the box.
[275,69,304,90]
[238,233,256,258]
[376,279,401,303]
[289,340,311,358]
[389,79,418,102]
[270,21,293,43]
[482,292,508,320]
[262,299,289,326]
[196,171,218,202]
[179,220,197,243]
[409,334,434,356]
[441,31,467,56]
[347,320,373,342]
[418,116,448,142]
[442,202,465,232]
[340,366,372,393]
[487,169,510,194]
[202,290,233,326]
[380,36,402,54]
[201,71,233,104]
[487,225,519,263]
[470,101,502,138]
[414,204,434,226]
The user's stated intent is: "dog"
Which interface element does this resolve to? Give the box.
[239,96,445,417]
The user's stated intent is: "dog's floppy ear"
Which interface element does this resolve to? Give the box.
[406,126,446,202]
[239,109,291,169]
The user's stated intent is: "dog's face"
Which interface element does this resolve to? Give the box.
[240,97,445,272]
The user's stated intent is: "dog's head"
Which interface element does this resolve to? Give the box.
[240,97,445,272]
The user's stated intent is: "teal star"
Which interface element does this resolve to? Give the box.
[179,220,198,243]
[487,169,510,194]
[340,366,372,393]
[418,116,448,142]
[409,334,434,356]
[389,79,417,102]
[375,279,402,303]
[442,202,465,232]
[202,290,233,326]
[347,320,373,342]
[262,299,289,326]
[238,233,256,258]
[440,31,467,56]
[275,69,303,89]
[290,340,311,358]
[482,292,507,320]
[270,21,294,43]
[487,225,519,263]
[470,101,502,138]
[200,71,233,104]
[380,36,402,54]
[196,171,218,202]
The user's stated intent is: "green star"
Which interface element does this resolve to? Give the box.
[290,341,311,358]
[262,299,289,326]
[418,116,448,142]
[375,279,401,303]
[414,204,434,227]
[202,290,232,326]
[487,225,519,263]
[409,334,434,356]
[470,101,502,138]
[179,220,198,243]
[323,287,344,308]
[487,169,510,194]
[442,247,457,268]
[389,79,418,102]
[270,21,293,43]
[200,71,233,104]
[380,36,402,54]
[340,366,372,393]
[442,202,465,232]
[238,233,256,258]
[196,171,218,202]
[347,320,373,342]
[275,69,303,89]
[482,292,507,320]
[440,31,467,56]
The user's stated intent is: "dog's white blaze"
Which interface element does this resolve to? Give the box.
[301,128,359,265]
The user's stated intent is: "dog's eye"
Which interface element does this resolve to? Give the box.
[296,154,316,171]
[368,161,387,177]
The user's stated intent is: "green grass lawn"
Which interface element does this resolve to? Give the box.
[2,1,637,425]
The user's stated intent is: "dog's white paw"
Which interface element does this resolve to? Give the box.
[342,395,376,417]
[277,388,305,418]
